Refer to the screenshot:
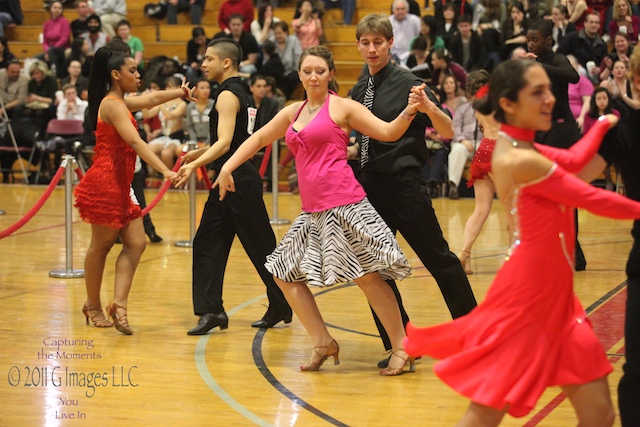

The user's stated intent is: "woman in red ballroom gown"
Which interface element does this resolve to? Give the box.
[404,59,640,426]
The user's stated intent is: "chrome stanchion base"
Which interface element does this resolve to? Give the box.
[49,270,85,278]
[269,218,291,225]
[175,241,193,248]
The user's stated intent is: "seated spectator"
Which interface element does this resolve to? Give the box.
[218,0,254,34]
[0,37,16,69]
[70,0,90,39]
[600,32,633,81]
[80,14,111,56]
[566,54,594,130]
[435,3,458,49]
[600,59,640,117]
[185,27,211,84]
[500,2,530,61]
[61,59,89,100]
[248,74,280,190]
[472,0,505,36]
[272,21,302,99]
[183,79,213,146]
[142,78,164,143]
[264,75,286,109]
[422,87,451,197]
[0,59,28,119]
[292,0,323,50]
[561,0,588,31]
[406,36,432,80]
[251,2,280,46]
[609,0,640,43]
[430,48,468,89]
[167,0,205,25]
[420,15,445,62]
[520,0,542,21]
[389,0,421,64]
[583,87,620,134]
[89,0,126,38]
[434,0,472,31]
[551,4,576,51]
[258,40,285,85]
[40,1,71,78]
[115,20,144,69]
[15,60,57,134]
[214,14,259,75]
[558,11,607,83]
[145,76,188,168]
[56,84,87,120]
[449,14,485,72]
[61,37,92,78]
[0,0,22,39]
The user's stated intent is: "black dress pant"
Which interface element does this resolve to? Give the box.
[619,239,640,426]
[191,163,290,315]
[131,167,156,236]
[361,168,478,350]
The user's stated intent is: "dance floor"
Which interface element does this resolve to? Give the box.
[0,183,631,426]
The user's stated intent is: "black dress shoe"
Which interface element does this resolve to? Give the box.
[187,312,229,335]
[251,307,293,328]
[145,230,163,243]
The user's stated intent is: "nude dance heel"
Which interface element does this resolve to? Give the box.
[106,301,133,335]
[82,304,113,328]
[379,350,415,376]
[300,340,340,371]
[458,250,473,275]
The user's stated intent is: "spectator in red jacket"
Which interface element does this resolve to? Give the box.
[218,0,254,33]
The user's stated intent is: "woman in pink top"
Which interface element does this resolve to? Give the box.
[41,1,71,78]
[292,0,323,49]
[214,46,432,377]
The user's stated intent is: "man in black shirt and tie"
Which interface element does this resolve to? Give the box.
[349,13,478,367]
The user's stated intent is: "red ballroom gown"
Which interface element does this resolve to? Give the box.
[74,98,141,229]
[404,118,640,417]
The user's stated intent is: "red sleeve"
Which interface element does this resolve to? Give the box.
[218,4,229,30]
[244,4,255,32]
[527,164,640,220]
[533,116,609,173]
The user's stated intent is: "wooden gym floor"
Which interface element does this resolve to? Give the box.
[0,183,632,426]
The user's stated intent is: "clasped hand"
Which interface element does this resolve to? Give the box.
[408,83,435,114]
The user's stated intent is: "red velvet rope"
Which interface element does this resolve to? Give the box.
[259,144,272,178]
[200,166,212,190]
[140,156,182,217]
[74,166,85,180]
[0,165,66,239]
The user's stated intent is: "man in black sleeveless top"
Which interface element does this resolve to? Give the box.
[175,39,292,335]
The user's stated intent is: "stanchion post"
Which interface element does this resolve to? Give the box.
[50,155,85,278]
[175,142,198,248]
[269,140,290,226]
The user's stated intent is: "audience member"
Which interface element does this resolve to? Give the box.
[0,59,28,119]
[185,27,211,83]
[217,0,254,33]
[389,0,421,64]
[422,94,451,198]
[446,77,475,199]
[472,0,505,35]
[146,76,187,168]
[214,14,259,75]
[558,11,607,83]
[90,0,126,38]
[61,59,89,99]
[430,48,468,89]
[115,20,144,69]
[551,4,576,50]
[251,2,279,46]
[0,0,22,39]
[15,60,57,135]
[583,87,620,134]
[420,15,445,56]
[406,36,432,80]
[0,37,16,69]
[448,14,485,72]
[600,32,633,81]
[520,0,542,21]
[600,59,640,117]
[567,54,594,130]
[561,0,588,31]
[167,0,205,25]
[273,21,302,98]
[435,3,458,49]
[62,37,92,78]
[609,0,640,43]
[81,14,111,56]
[434,0,472,29]
[183,79,213,146]
[40,1,71,78]
[70,0,90,39]
[56,84,88,120]
[248,74,280,190]
[500,2,530,61]
[258,40,285,84]
[293,0,323,50]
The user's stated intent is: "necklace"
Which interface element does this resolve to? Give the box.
[307,103,322,115]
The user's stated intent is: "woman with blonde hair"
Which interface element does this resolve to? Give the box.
[609,0,640,43]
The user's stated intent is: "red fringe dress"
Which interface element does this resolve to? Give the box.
[74,98,141,229]
[466,137,496,187]
[404,119,640,417]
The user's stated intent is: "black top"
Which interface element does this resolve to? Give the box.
[536,50,579,122]
[350,61,449,173]
[186,37,212,65]
[71,19,88,39]
[448,31,485,72]
[251,94,279,131]
[213,31,259,61]
[210,77,254,171]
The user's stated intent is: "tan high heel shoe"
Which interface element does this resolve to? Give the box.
[106,301,133,335]
[458,250,473,275]
[300,339,340,371]
[379,350,416,376]
[82,304,113,328]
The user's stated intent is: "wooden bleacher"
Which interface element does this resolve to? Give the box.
[4,0,399,97]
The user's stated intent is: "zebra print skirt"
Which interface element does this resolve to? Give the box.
[265,198,411,287]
